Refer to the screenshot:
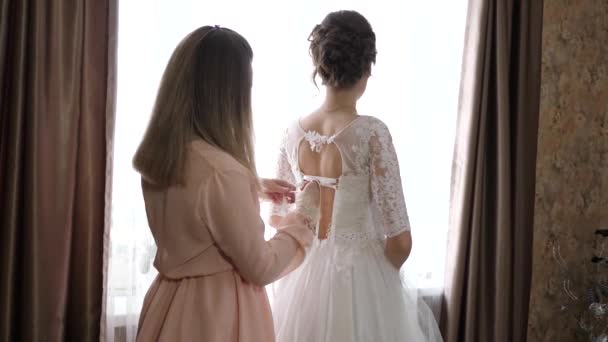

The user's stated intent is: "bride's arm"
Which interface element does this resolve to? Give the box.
[369,119,413,269]
[269,129,297,228]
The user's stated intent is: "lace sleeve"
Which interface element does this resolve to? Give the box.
[269,129,296,218]
[369,120,411,237]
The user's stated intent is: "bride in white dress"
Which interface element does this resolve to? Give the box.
[269,10,443,342]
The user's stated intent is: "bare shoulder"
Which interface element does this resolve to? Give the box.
[297,109,323,129]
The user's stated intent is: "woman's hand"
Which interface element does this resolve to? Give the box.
[259,178,296,204]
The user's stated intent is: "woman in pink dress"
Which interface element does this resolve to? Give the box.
[132,25,320,342]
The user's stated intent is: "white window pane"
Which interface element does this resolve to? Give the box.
[107,0,467,332]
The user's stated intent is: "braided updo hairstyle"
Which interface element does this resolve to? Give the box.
[308,10,377,89]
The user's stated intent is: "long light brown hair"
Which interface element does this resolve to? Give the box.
[133,26,257,187]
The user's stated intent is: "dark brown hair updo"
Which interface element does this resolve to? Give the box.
[308,10,377,89]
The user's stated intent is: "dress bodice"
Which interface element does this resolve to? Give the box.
[271,115,412,241]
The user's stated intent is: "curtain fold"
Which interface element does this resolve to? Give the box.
[441,1,543,341]
[0,0,117,341]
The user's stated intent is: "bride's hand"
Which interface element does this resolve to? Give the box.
[294,181,320,230]
[259,178,296,204]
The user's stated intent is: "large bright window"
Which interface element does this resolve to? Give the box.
[106,1,466,340]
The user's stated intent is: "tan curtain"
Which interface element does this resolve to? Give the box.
[0,0,117,341]
[441,1,544,341]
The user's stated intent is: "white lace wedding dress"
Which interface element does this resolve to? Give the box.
[270,115,443,342]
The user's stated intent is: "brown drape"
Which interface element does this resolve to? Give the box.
[441,1,543,341]
[0,1,117,341]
